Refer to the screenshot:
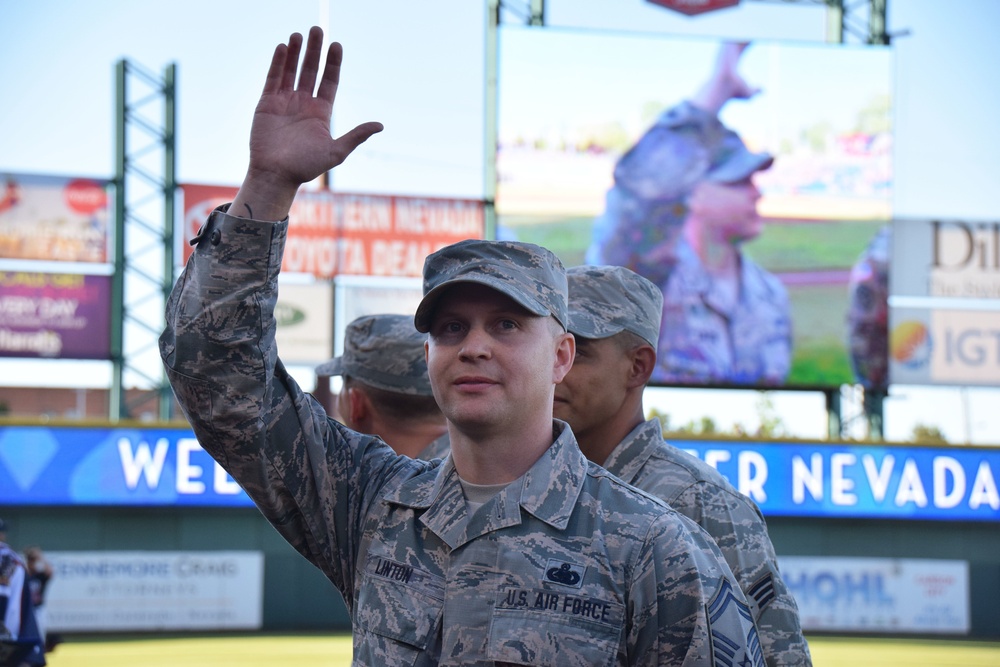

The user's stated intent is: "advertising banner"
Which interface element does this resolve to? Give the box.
[0,173,110,264]
[274,280,334,364]
[677,439,1000,521]
[46,551,264,632]
[892,219,1000,299]
[779,556,969,634]
[3,425,997,521]
[496,27,892,390]
[181,184,484,278]
[0,425,254,507]
[889,306,1000,387]
[0,271,111,359]
[889,219,1000,386]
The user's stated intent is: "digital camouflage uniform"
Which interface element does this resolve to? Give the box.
[655,238,791,386]
[161,211,762,666]
[567,265,811,667]
[586,101,791,386]
[604,420,811,667]
[417,432,451,461]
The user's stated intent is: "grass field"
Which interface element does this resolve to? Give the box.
[39,633,1000,666]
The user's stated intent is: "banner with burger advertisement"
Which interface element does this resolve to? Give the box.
[0,173,110,264]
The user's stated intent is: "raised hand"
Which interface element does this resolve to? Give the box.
[233,26,383,221]
[691,41,760,116]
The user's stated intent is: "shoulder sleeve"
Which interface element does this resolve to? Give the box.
[159,207,400,598]
[673,483,812,666]
[626,510,763,667]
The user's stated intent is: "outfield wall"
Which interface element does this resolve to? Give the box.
[1,423,998,638]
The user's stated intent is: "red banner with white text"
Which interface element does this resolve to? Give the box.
[181,184,484,279]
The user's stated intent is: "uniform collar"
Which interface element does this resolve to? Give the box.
[382,420,588,549]
[601,418,664,486]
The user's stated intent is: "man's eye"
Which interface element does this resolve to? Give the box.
[499,319,518,330]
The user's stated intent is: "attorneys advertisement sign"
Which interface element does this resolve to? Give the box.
[46,551,264,631]
[779,556,969,634]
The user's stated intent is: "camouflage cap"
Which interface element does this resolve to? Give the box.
[566,265,663,347]
[315,314,433,396]
[414,239,568,332]
[612,101,772,207]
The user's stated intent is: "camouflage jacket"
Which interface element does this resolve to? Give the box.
[417,432,452,461]
[653,238,792,386]
[160,208,763,666]
[603,419,812,667]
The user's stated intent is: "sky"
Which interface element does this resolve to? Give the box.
[1,0,1000,444]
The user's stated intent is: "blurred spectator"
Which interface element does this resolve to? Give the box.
[21,549,56,654]
[0,519,45,666]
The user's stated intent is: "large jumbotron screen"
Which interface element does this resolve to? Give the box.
[495,26,893,390]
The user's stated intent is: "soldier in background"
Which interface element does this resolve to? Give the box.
[846,225,891,390]
[554,264,812,667]
[160,27,761,665]
[587,41,791,386]
[316,313,449,460]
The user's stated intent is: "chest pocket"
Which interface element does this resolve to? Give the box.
[487,588,623,667]
[354,557,445,665]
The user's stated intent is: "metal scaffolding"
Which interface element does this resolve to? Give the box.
[111,59,177,421]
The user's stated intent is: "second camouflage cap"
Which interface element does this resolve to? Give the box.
[414,239,568,332]
[315,314,433,396]
[566,265,664,347]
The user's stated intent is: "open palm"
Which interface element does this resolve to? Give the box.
[246,27,383,191]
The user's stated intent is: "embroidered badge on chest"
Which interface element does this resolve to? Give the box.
[543,558,586,589]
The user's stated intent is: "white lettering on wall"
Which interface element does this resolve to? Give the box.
[969,461,1000,510]
[738,451,768,503]
[862,454,895,502]
[792,453,823,503]
[118,437,168,490]
[933,456,966,509]
[831,453,858,506]
[894,459,928,507]
[176,439,206,494]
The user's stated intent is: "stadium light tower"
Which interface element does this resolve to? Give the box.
[111,59,177,422]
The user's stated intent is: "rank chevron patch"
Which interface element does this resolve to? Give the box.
[707,577,765,667]
[748,572,776,613]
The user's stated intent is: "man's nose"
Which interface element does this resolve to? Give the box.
[459,325,492,359]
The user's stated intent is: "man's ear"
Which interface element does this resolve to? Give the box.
[553,331,576,384]
[626,345,656,389]
[347,387,372,429]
